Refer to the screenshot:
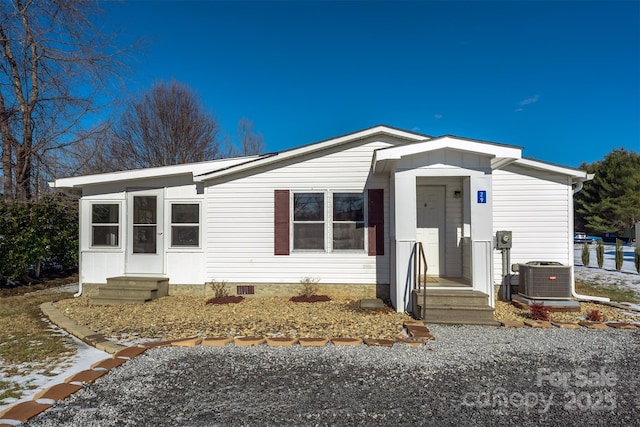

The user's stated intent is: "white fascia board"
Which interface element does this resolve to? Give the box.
[374,136,522,162]
[515,158,590,180]
[194,125,428,182]
[51,156,260,189]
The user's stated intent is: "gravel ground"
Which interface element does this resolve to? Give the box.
[25,325,639,427]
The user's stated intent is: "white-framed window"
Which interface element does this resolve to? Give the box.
[291,191,366,252]
[170,203,200,247]
[91,203,120,247]
[332,192,365,250]
[292,192,325,250]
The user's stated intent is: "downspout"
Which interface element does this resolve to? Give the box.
[74,252,83,298]
[571,174,609,302]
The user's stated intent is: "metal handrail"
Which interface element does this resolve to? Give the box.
[413,242,428,319]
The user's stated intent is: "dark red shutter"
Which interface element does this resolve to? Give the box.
[274,190,290,255]
[368,189,384,256]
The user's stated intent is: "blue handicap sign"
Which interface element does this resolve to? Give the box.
[477,190,487,204]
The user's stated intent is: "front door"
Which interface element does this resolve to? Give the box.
[416,186,445,276]
[126,189,164,274]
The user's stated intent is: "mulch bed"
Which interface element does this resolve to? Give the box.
[289,295,331,303]
[205,296,244,305]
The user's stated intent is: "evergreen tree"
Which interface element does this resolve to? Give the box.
[596,240,605,268]
[575,149,640,234]
[581,243,590,267]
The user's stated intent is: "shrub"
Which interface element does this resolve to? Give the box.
[615,239,624,271]
[299,277,320,298]
[529,302,549,321]
[0,196,78,279]
[586,309,603,322]
[581,243,590,267]
[596,240,605,268]
[208,280,229,298]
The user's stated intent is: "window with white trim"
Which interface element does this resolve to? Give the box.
[293,193,325,250]
[170,203,200,247]
[91,204,119,247]
[332,193,365,250]
[290,191,367,252]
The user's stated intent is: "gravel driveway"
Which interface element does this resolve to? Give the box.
[25,325,639,427]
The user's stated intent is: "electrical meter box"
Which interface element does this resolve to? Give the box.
[496,230,512,249]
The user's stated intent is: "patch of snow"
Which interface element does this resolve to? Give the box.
[0,319,108,415]
[574,244,640,295]
[106,334,161,347]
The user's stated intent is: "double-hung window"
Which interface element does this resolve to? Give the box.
[293,193,325,250]
[291,192,365,252]
[91,204,119,247]
[170,203,200,247]
[332,193,365,250]
[275,189,383,256]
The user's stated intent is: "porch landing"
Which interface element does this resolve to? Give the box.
[89,276,169,305]
[412,288,500,326]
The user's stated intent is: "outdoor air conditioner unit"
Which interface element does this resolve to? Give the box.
[518,261,572,300]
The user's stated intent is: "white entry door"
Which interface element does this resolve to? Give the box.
[416,186,445,276]
[126,189,164,274]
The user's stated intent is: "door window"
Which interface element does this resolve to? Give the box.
[133,196,157,254]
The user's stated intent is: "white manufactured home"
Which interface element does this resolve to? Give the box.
[52,125,591,323]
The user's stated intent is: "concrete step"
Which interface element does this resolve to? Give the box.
[89,296,152,305]
[106,276,168,289]
[98,286,159,300]
[422,305,498,325]
[412,289,498,325]
[417,289,489,307]
[414,289,490,307]
[426,318,502,326]
[90,276,169,305]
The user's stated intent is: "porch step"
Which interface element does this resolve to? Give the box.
[105,276,169,288]
[413,289,501,326]
[96,286,159,300]
[90,296,154,306]
[89,276,169,306]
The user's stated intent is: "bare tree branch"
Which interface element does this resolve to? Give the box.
[0,0,132,200]
[108,79,221,170]
[237,117,264,156]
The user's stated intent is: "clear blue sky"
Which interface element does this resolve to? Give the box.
[103,0,639,168]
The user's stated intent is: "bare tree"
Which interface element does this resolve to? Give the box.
[108,80,221,169]
[0,0,128,201]
[236,117,265,156]
[220,118,265,158]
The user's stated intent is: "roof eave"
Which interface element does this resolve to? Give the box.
[515,158,591,180]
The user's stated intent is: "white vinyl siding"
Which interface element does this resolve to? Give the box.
[492,165,572,283]
[205,138,393,285]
